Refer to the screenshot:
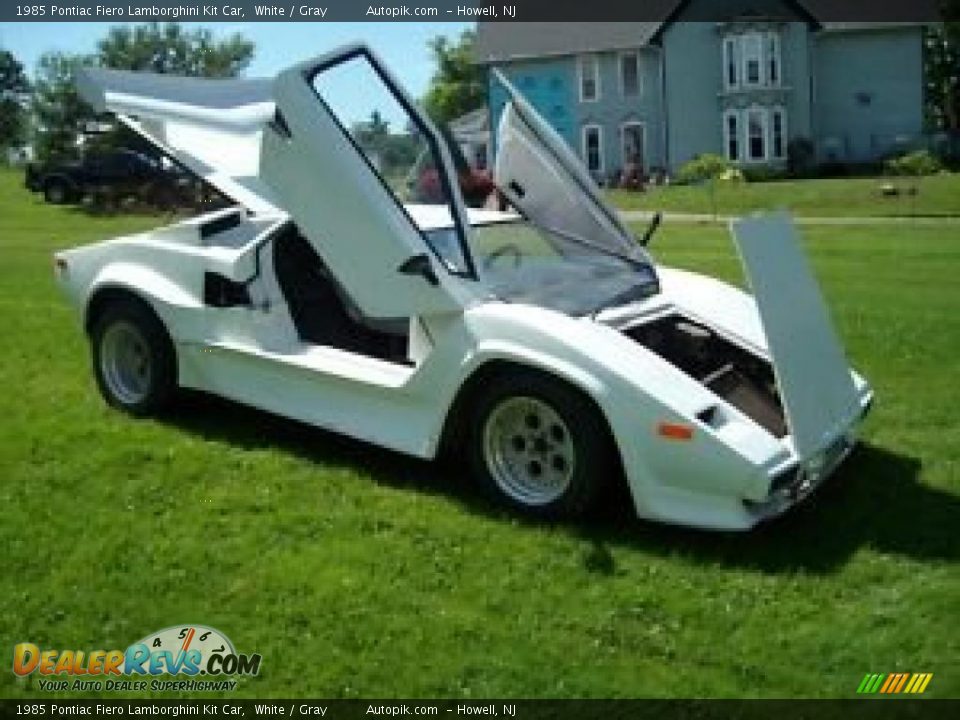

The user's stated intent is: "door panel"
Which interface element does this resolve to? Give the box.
[492,70,646,262]
[262,47,474,319]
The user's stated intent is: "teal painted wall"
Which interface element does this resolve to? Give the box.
[486,11,925,177]
[661,20,723,170]
[488,57,576,156]
[812,27,924,162]
[572,47,665,179]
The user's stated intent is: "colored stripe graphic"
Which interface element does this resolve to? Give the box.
[893,674,909,693]
[858,673,933,695]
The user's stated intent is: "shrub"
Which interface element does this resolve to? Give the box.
[885,150,943,177]
[676,153,733,185]
[741,165,787,183]
[786,137,815,177]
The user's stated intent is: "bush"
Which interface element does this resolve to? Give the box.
[676,153,733,185]
[885,150,943,177]
[741,165,787,183]
[787,137,815,177]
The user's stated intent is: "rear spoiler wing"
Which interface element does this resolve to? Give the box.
[75,67,282,215]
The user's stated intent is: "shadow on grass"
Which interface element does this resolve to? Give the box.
[162,391,955,576]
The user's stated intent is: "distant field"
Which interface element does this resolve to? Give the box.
[608,172,960,218]
[1,167,958,699]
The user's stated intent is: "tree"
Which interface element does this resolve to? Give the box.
[31,51,96,163]
[31,23,256,163]
[885,149,943,215]
[925,1,960,132]
[422,30,486,126]
[97,22,254,77]
[0,49,30,157]
[676,153,738,218]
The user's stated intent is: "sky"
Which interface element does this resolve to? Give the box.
[0,21,472,97]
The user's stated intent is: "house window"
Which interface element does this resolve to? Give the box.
[620,52,640,96]
[723,37,739,89]
[578,54,600,102]
[724,110,740,161]
[771,107,786,159]
[742,34,762,87]
[582,124,603,175]
[747,108,766,161]
[766,33,781,86]
[722,107,788,164]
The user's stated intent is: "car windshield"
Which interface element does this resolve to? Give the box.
[426,219,659,316]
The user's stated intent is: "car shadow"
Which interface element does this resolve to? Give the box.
[160,391,957,575]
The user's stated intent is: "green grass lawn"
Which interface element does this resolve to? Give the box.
[608,172,960,218]
[1,167,958,699]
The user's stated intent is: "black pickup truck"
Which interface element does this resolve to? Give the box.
[24,149,184,206]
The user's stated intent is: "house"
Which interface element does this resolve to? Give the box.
[474,0,926,181]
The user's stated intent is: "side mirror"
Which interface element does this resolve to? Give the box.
[397,253,439,286]
[639,211,662,247]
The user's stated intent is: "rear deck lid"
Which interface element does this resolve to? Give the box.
[76,67,280,214]
[731,214,860,457]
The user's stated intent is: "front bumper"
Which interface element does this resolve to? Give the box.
[745,392,874,523]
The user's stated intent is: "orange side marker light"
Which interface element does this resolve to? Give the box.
[657,422,694,441]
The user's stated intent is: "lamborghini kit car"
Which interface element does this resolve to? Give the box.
[55,45,873,530]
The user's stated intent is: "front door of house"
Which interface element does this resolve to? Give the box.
[622,123,645,171]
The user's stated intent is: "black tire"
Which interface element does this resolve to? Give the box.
[465,369,616,519]
[90,297,177,416]
[44,179,73,204]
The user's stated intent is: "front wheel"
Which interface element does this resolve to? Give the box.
[466,371,616,519]
[91,298,177,416]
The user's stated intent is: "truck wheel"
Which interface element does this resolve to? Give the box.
[91,298,177,416]
[44,179,72,204]
[466,370,615,519]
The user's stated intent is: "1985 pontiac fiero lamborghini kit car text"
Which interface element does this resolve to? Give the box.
[55,45,872,530]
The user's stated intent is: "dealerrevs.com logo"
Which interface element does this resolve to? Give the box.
[12,625,261,692]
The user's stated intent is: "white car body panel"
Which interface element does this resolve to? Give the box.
[732,214,862,458]
[58,45,874,531]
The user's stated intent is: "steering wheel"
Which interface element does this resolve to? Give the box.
[483,243,522,271]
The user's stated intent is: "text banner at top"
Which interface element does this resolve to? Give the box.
[0,0,945,23]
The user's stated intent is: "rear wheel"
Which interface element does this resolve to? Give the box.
[466,370,615,519]
[44,179,73,204]
[91,298,176,416]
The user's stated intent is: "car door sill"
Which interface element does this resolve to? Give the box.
[196,340,415,389]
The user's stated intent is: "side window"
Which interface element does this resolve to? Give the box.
[310,52,469,273]
[724,110,740,161]
[578,55,600,102]
[312,56,452,208]
[582,125,603,176]
[747,108,766,161]
[620,53,640,97]
[742,34,762,87]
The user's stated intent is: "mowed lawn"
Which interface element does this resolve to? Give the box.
[608,171,960,218]
[1,167,958,699]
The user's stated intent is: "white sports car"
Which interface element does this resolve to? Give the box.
[56,45,872,530]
